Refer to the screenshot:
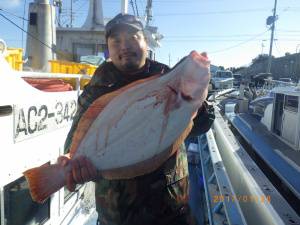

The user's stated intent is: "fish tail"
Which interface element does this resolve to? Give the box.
[23,164,65,203]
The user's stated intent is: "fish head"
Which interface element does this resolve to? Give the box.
[174,51,210,107]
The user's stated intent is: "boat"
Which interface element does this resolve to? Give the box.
[195,82,300,224]
[0,45,98,224]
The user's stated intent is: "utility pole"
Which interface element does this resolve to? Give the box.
[121,0,128,14]
[266,0,278,74]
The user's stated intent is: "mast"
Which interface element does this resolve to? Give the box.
[143,0,162,59]
[266,0,278,74]
[121,0,128,14]
[25,0,56,71]
[82,0,104,29]
[145,0,152,26]
[129,0,136,15]
[70,0,73,27]
[53,0,62,27]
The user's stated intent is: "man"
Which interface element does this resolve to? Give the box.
[59,13,212,225]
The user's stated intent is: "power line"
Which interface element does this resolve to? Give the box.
[273,31,282,55]
[276,34,300,37]
[153,7,300,16]
[209,30,270,54]
[71,0,88,25]
[139,0,146,17]
[165,39,300,42]
[155,8,270,16]
[274,40,282,55]
[0,11,94,73]
[71,6,300,14]
[0,12,54,51]
[165,34,300,39]
[75,0,88,12]
[70,7,267,15]
[163,38,300,42]
[2,39,22,42]
[165,33,269,38]
[0,8,28,21]
[272,38,300,42]
[277,29,300,33]
[153,0,201,1]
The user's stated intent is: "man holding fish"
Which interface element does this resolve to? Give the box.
[25,13,212,225]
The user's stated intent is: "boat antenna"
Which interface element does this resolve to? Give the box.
[266,0,278,74]
[130,0,136,16]
[134,0,139,17]
[53,0,62,27]
[145,0,152,26]
[70,0,73,27]
[22,0,27,49]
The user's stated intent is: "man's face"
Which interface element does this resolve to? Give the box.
[107,27,148,73]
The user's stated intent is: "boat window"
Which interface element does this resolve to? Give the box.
[233,74,242,80]
[215,71,233,78]
[4,176,50,225]
[29,13,37,25]
[284,95,298,112]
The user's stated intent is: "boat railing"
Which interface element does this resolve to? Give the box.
[198,131,247,225]
[263,79,296,90]
[195,108,300,224]
[14,71,92,91]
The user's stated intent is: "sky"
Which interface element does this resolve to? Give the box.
[0,0,300,68]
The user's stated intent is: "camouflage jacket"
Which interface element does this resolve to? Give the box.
[64,59,208,225]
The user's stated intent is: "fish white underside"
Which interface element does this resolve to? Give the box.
[76,77,194,170]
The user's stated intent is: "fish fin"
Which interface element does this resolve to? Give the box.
[23,164,65,203]
[69,74,160,157]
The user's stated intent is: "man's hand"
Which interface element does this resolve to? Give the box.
[57,155,98,192]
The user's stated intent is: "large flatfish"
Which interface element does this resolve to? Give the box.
[24,51,210,203]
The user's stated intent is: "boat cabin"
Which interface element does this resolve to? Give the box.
[211,70,234,90]
[270,86,300,151]
[0,54,96,225]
